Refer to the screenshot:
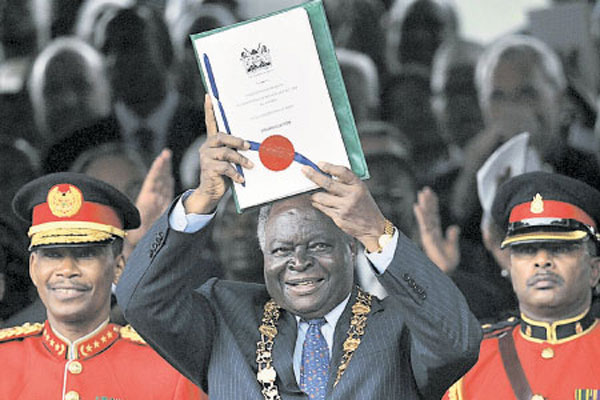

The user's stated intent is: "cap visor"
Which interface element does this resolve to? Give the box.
[501,230,588,248]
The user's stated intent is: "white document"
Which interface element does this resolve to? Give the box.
[192,7,350,210]
[476,132,545,214]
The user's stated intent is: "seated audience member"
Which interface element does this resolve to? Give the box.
[381,66,445,180]
[27,36,112,171]
[0,135,40,212]
[211,192,263,283]
[0,138,39,324]
[169,2,237,110]
[337,48,381,124]
[1,172,205,399]
[0,0,50,62]
[424,39,485,225]
[0,0,50,145]
[451,34,600,242]
[70,142,148,202]
[91,3,203,188]
[73,0,134,44]
[115,96,481,400]
[164,0,239,28]
[71,144,175,256]
[590,1,600,166]
[49,0,84,37]
[0,216,35,327]
[384,0,458,76]
[0,137,43,325]
[323,0,387,79]
[0,247,6,326]
[430,38,484,163]
[445,172,600,399]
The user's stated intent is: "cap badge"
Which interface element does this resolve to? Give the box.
[47,184,83,218]
[530,193,544,214]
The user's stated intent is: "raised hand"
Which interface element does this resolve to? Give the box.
[413,187,461,274]
[184,95,254,214]
[302,162,385,252]
[124,149,175,259]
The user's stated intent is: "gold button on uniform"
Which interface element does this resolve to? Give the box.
[532,395,545,400]
[541,347,554,359]
[65,390,80,400]
[68,361,82,374]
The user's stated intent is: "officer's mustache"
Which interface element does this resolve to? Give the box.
[526,272,564,287]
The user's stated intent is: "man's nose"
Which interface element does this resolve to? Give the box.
[533,249,553,269]
[55,257,82,278]
[290,247,312,271]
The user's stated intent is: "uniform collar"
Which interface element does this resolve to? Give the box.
[520,308,597,344]
[43,320,120,360]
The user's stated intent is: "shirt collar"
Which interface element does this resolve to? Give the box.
[295,293,351,329]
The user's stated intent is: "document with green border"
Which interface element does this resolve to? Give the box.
[190,0,368,212]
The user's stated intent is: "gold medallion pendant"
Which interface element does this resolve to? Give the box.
[255,286,373,399]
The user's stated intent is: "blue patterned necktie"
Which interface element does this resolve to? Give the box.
[300,318,330,399]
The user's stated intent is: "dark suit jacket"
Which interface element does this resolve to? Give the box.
[117,212,482,399]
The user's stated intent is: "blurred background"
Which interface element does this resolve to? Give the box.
[2,0,600,326]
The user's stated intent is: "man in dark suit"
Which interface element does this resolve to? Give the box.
[116,97,482,399]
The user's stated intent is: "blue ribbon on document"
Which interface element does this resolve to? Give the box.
[203,53,246,186]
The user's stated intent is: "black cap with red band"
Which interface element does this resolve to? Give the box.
[491,172,600,249]
[12,172,140,250]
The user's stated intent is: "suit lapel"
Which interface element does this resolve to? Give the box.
[327,287,385,395]
[326,288,356,396]
[272,309,302,394]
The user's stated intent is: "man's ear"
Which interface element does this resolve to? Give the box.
[589,255,600,288]
[113,253,126,285]
[29,252,40,289]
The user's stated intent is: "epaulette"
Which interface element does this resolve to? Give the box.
[481,316,520,339]
[120,324,147,345]
[0,322,44,342]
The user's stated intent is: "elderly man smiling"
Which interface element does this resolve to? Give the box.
[116,97,482,400]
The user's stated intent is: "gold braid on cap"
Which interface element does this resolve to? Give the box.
[28,222,127,248]
[255,286,372,399]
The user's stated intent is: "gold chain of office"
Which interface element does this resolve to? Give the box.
[255,286,373,400]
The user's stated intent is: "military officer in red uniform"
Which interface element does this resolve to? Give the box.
[445,171,600,400]
[0,172,206,400]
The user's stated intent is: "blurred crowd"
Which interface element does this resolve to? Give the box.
[2,0,600,326]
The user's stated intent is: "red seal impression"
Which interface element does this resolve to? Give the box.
[258,135,295,171]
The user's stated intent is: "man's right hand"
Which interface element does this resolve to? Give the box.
[184,95,254,214]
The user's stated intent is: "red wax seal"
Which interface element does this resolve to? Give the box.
[258,135,295,171]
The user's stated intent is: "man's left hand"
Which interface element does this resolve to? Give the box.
[302,162,385,252]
